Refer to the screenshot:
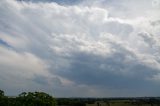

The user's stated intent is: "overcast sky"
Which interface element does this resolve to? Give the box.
[0,0,160,97]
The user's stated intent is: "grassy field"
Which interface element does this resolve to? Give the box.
[107,100,156,106]
[85,99,160,106]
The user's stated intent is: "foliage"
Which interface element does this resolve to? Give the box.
[0,90,4,97]
[0,90,56,106]
[1,89,160,106]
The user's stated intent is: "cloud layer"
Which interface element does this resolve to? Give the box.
[0,0,160,97]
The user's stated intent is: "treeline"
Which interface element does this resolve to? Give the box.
[56,98,86,106]
[1,89,160,106]
[0,90,56,106]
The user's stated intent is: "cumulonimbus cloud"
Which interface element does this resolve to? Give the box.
[0,0,160,97]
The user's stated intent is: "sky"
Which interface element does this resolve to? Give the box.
[0,0,160,97]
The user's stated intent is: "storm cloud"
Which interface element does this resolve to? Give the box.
[0,0,160,97]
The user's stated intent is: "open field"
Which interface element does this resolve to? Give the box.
[57,97,160,106]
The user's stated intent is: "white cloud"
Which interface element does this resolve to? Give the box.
[0,46,49,78]
[0,46,53,94]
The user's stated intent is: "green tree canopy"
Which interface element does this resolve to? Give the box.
[18,91,56,106]
[0,90,56,106]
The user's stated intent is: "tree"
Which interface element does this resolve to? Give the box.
[0,90,4,97]
[17,91,56,106]
[0,90,7,106]
[0,90,56,106]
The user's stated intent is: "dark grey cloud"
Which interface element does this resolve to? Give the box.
[55,46,159,90]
